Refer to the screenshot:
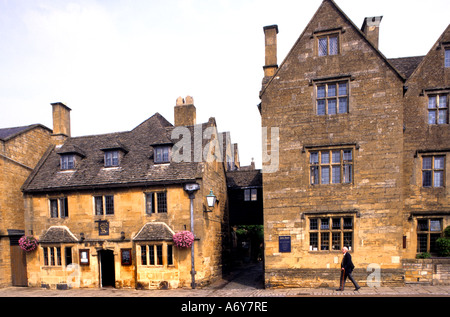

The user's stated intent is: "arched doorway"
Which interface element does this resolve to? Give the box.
[99,249,115,287]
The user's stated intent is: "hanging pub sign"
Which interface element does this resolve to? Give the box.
[279,236,291,253]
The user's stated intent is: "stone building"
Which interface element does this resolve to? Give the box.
[21,97,236,289]
[0,102,70,287]
[259,0,450,288]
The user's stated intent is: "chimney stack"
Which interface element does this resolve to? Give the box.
[51,102,71,144]
[361,16,383,49]
[263,25,279,84]
[174,96,196,126]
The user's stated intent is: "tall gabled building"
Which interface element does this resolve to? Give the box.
[259,0,449,288]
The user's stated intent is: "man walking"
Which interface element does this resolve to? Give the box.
[337,247,360,291]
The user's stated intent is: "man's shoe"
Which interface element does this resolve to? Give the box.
[354,286,361,291]
[336,288,343,291]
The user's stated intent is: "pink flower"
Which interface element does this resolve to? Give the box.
[173,231,194,248]
[18,235,39,252]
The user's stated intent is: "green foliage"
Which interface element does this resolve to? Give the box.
[436,226,450,257]
[416,252,431,259]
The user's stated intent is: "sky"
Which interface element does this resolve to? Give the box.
[1,0,449,168]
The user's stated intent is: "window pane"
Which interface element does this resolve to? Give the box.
[438,110,447,124]
[146,193,154,214]
[149,245,155,265]
[310,233,318,250]
[343,218,353,229]
[328,84,336,97]
[321,151,330,164]
[338,82,347,96]
[332,165,341,184]
[434,156,445,169]
[343,150,352,162]
[439,95,447,108]
[43,248,49,266]
[418,234,428,253]
[310,218,318,230]
[311,166,319,185]
[95,196,103,215]
[332,232,341,250]
[339,97,348,113]
[157,192,167,213]
[328,99,337,115]
[430,220,442,232]
[50,199,58,218]
[156,245,163,265]
[445,49,450,68]
[418,220,428,231]
[310,152,319,164]
[343,164,352,183]
[332,218,341,229]
[244,189,250,201]
[251,188,257,201]
[434,171,444,187]
[317,85,326,98]
[105,196,114,215]
[423,171,432,187]
[422,157,432,170]
[167,245,173,266]
[332,151,341,163]
[430,234,440,253]
[428,110,437,124]
[428,96,437,109]
[321,232,329,250]
[343,232,352,249]
[318,38,327,56]
[141,246,147,265]
[321,166,330,184]
[320,218,329,230]
[317,100,326,115]
[329,36,338,55]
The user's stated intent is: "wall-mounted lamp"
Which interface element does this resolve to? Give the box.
[206,189,217,212]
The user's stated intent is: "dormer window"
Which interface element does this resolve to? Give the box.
[100,142,128,168]
[105,150,119,167]
[60,154,75,170]
[56,144,85,171]
[154,146,171,164]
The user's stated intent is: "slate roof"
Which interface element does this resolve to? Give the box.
[0,124,51,141]
[39,226,79,243]
[226,169,262,189]
[22,113,217,193]
[388,56,425,80]
[133,222,175,241]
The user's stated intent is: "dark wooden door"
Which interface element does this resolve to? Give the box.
[10,242,28,286]
[99,250,115,287]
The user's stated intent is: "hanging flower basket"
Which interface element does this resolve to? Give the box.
[18,235,39,252]
[173,231,194,248]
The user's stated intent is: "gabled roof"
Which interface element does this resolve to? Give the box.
[0,124,51,142]
[22,113,211,193]
[388,56,425,80]
[402,24,450,83]
[226,169,262,189]
[260,0,405,97]
[39,226,78,243]
[133,222,175,241]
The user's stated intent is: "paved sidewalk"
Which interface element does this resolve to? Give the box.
[0,283,449,297]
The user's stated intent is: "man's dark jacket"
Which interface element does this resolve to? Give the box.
[341,252,355,273]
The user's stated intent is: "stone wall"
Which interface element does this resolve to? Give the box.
[403,258,450,285]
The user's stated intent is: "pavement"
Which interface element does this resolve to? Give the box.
[0,263,449,298]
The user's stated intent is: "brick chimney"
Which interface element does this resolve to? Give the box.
[361,16,383,49]
[51,102,71,144]
[263,25,279,85]
[174,96,196,126]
